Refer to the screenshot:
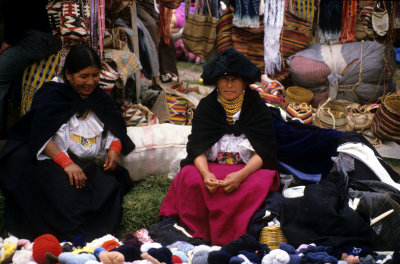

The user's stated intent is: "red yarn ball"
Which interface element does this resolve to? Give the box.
[101,240,121,251]
[172,254,183,263]
[32,234,62,264]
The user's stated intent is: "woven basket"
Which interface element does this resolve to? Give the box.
[259,225,287,249]
[314,99,348,131]
[285,86,314,105]
[372,93,400,142]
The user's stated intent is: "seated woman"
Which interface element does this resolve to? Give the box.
[159,48,280,245]
[0,44,135,241]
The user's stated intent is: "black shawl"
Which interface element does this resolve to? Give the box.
[180,87,277,169]
[1,81,134,159]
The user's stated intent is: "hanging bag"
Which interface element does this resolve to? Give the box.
[182,0,217,58]
[371,0,389,37]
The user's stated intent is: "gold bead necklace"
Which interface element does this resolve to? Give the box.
[218,92,244,125]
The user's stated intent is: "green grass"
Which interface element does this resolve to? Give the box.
[177,61,204,73]
[114,174,172,239]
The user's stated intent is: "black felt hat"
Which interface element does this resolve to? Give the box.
[201,48,261,85]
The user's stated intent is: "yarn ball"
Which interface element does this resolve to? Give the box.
[58,252,96,264]
[261,249,290,264]
[229,256,245,264]
[173,251,188,263]
[101,240,121,251]
[222,234,260,256]
[208,250,232,264]
[288,253,302,264]
[111,244,141,262]
[123,233,143,248]
[99,251,125,264]
[61,242,74,252]
[239,250,260,263]
[141,242,163,253]
[306,252,338,264]
[279,242,297,255]
[148,247,173,264]
[17,239,31,249]
[167,241,195,254]
[32,234,62,264]
[172,254,183,263]
[192,250,210,264]
[72,236,86,248]
[12,248,34,264]
[94,247,107,259]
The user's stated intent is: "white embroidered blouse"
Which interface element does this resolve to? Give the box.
[37,111,118,161]
[205,110,255,164]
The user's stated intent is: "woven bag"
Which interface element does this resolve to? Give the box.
[122,103,159,127]
[21,51,61,115]
[285,86,313,105]
[259,226,287,249]
[285,102,313,124]
[182,0,217,57]
[314,98,349,131]
[166,94,188,125]
[372,93,400,142]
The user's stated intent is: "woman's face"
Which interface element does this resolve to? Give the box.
[217,75,246,101]
[66,65,100,97]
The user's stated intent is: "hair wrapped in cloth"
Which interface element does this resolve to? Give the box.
[201,47,261,85]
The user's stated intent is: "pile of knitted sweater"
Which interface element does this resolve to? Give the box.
[0,231,397,264]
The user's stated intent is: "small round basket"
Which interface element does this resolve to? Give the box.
[285,86,314,105]
[259,225,287,249]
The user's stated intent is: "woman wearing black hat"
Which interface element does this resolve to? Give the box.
[159,48,280,245]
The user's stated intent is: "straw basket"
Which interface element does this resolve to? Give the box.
[314,98,348,131]
[372,93,400,142]
[259,225,287,249]
[285,86,314,105]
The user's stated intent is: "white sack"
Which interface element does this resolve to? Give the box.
[120,123,192,181]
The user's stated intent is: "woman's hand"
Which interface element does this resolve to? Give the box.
[104,150,119,171]
[220,171,244,193]
[203,172,220,194]
[64,163,87,189]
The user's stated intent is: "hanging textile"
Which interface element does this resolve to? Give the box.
[263,0,285,75]
[290,0,316,24]
[98,0,105,59]
[338,0,358,44]
[233,0,261,28]
[90,0,98,50]
[318,0,342,44]
[215,6,234,55]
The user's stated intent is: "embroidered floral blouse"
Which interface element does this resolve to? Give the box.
[205,110,255,164]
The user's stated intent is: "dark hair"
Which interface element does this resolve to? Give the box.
[62,44,102,82]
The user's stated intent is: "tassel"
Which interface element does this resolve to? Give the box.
[263,0,285,75]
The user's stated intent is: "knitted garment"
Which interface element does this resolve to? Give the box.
[263,0,285,75]
[318,0,342,44]
[233,0,261,28]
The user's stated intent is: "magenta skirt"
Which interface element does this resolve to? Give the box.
[159,163,280,245]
